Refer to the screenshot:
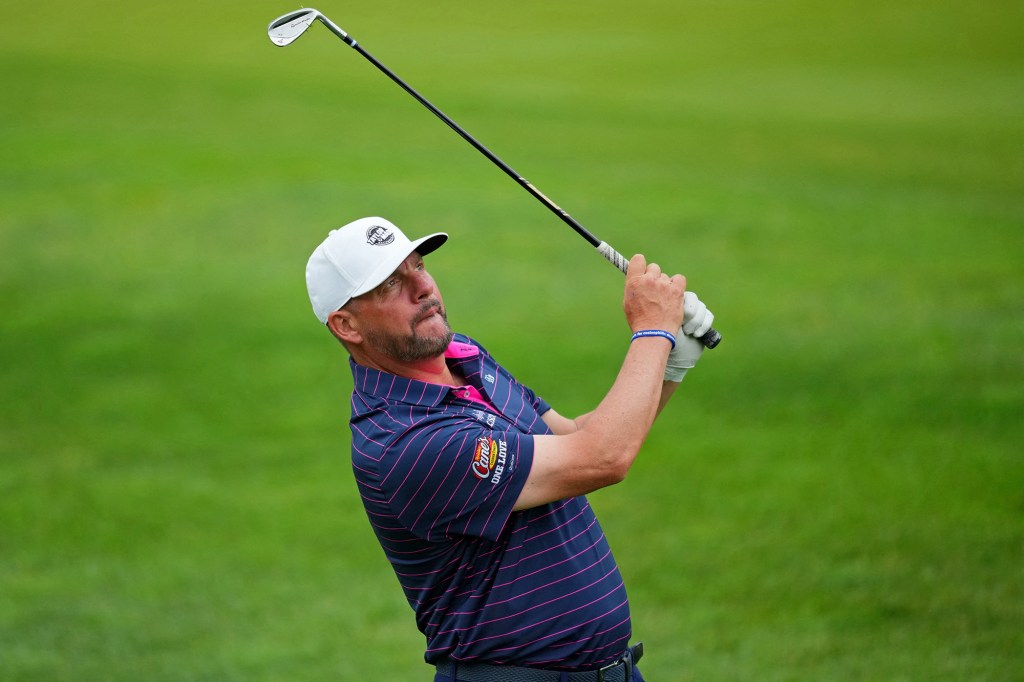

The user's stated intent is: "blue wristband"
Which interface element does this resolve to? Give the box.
[631,329,676,349]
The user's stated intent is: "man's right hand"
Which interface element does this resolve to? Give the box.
[623,254,686,334]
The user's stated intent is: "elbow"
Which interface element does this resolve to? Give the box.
[601,468,628,488]
[597,448,636,487]
[567,429,643,491]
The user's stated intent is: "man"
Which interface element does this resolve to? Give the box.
[306,217,713,681]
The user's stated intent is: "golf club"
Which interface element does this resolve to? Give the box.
[268,8,722,348]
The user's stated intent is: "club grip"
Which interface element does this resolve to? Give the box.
[700,327,722,349]
[596,241,722,349]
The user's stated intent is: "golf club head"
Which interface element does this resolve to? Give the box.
[268,9,321,46]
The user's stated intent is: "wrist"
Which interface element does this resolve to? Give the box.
[664,366,688,382]
[630,329,677,349]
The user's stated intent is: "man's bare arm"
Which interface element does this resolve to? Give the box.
[514,255,686,511]
[541,379,681,436]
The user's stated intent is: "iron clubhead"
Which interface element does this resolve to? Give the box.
[268,9,320,46]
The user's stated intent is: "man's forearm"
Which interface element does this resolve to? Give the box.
[519,337,673,509]
[574,337,671,475]
[559,378,678,433]
[542,362,682,436]
[658,379,681,414]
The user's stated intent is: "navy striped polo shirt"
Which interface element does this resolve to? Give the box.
[348,333,632,670]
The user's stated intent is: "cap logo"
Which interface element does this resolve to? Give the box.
[365,225,395,246]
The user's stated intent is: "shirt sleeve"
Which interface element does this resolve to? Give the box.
[378,416,535,543]
[523,387,550,419]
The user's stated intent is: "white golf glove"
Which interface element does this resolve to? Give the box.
[664,291,714,382]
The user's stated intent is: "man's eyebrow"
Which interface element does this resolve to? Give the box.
[371,270,400,295]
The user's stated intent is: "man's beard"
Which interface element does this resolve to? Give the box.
[366,300,454,362]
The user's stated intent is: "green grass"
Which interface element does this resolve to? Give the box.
[1,0,1022,679]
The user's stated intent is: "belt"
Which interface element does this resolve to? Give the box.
[435,643,643,682]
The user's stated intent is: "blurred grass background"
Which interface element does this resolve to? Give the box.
[1,0,1021,679]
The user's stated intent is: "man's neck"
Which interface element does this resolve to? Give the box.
[353,351,463,387]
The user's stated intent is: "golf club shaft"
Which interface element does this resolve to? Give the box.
[313,13,721,349]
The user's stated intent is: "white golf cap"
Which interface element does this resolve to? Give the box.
[306,217,448,324]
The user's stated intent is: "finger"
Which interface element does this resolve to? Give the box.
[626,254,647,280]
[682,311,705,336]
[682,295,709,336]
[684,307,708,336]
[695,309,714,337]
[683,291,698,319]
[682,292,703,323]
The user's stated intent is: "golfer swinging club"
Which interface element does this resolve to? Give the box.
[306,217,713,681]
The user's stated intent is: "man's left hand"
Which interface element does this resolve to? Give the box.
[664,292,714,382]
[682,291,714,338]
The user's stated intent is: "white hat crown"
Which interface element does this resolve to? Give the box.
[306,217,447,323]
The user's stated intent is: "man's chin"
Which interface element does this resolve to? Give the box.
[403,332,453,362]
[367,313,453,363]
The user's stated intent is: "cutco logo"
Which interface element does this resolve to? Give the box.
[365,225,395,246]
[470,436,508,485]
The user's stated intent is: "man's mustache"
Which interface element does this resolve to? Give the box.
[414,299,446,324]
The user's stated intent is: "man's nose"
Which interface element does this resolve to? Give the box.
[410,269,434,299]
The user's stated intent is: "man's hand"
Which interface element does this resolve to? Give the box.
[624,254,686,334]
[683,291,714,338]
[665,292,714,382]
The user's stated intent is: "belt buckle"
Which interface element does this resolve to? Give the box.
[596,646,634,682]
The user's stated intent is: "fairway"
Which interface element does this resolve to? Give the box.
[1,1,1022,680]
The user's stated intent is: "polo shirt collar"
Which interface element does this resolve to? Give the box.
[349,337,483,407]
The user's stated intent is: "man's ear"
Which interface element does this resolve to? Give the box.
[327,308,361,344]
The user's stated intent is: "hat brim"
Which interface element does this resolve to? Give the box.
[349,231,449,300]
[414,232,448,258]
